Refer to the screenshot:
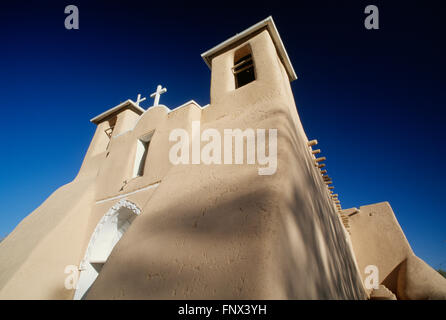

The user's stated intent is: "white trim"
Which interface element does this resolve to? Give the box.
[90,100,145,124]
[95,182,160,204]
[74,199,141,300]
[201,16,297,81]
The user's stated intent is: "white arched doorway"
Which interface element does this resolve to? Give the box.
[74,199,141,300]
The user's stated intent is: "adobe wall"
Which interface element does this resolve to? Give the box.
[0,177,95,299]
[94,103,202,200]
[346,202,446,299]
[0,28,368,300]
[85,30,367,299]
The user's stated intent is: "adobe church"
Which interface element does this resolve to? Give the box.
[0,17,445,300]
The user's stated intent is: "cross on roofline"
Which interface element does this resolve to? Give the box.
[150,85,167,106]
[135,94,146,106]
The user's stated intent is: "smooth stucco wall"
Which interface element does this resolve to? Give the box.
[0,28,368,300]
[85,30,367,299]
[346,202,446,299]
[5,27,438,300]
[0,176,96,299]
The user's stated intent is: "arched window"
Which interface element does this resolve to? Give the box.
[232,44,256,89]
[74,200,141,300]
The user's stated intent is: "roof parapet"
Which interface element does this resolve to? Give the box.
[90,99,145,124]
[201,16,297,82]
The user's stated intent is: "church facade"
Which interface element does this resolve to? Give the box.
[0,17,445,300]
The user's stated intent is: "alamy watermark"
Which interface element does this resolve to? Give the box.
[64,5,79,30]
[169,121,277,175]
[64,264,79,290]
[364,264,379,289]
[64,5,378,31]
[364,5,379,30]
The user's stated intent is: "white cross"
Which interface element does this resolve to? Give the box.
[150,85,167,106]
[135,94,146,106]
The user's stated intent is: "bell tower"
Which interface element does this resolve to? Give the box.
[201,16,297,108]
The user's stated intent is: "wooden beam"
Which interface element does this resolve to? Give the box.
[307,139,318,147]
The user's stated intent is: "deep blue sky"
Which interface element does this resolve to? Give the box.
[0,1,445,270]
